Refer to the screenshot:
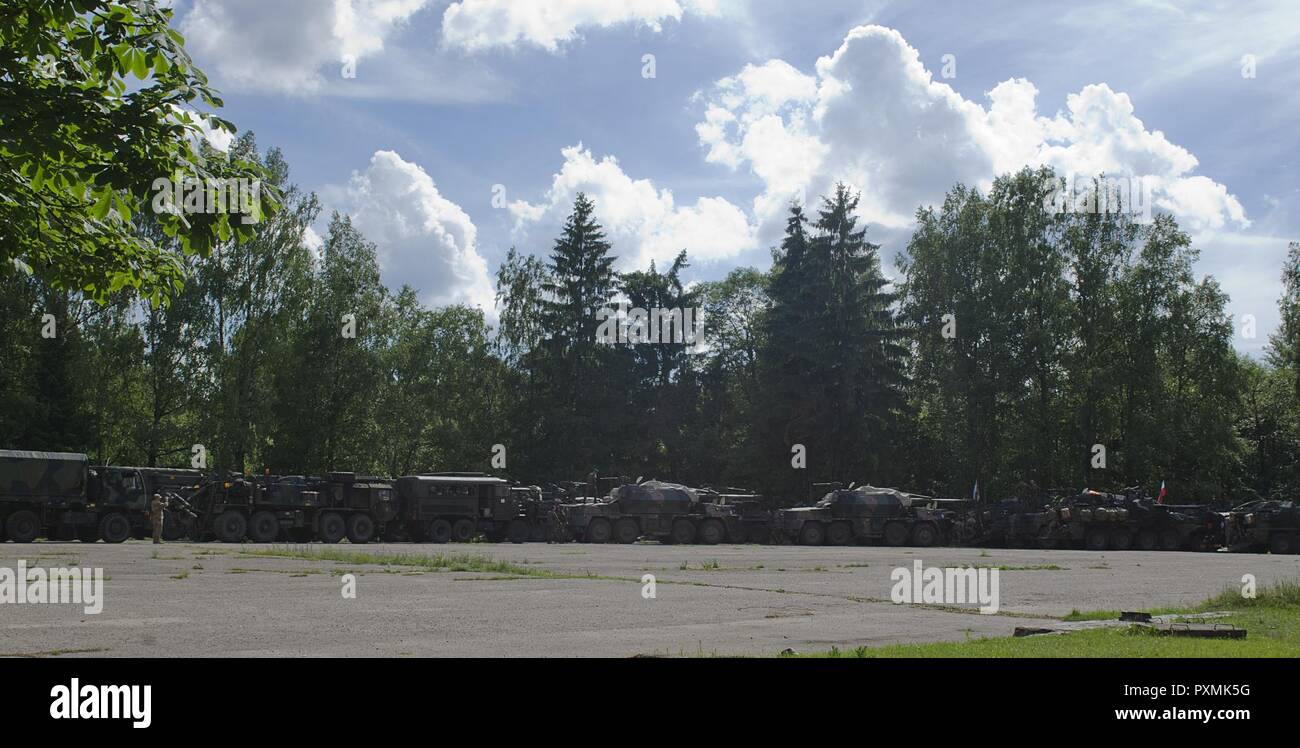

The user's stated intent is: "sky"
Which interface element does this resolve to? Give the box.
[169,0,1298,355]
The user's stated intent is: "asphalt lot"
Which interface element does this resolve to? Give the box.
[2,541,1297,657]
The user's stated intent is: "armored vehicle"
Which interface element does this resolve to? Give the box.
[774,485,955,547]
[394,473,517,543]
[1223,500,1298,554]
[699,486,773,543]
[1050,489,1221,551]
[564,480,745,544]
[961,496,1062,548]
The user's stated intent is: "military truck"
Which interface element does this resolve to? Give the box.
[307,473,399,544]
[960,496,1062,549]
[0,450,95,543]
[564,480,746,544]
[1223,500,1298,554]
[774,485,956,547]
[394,473,520,543]
[88,465,204,541]
[183,472,397,543]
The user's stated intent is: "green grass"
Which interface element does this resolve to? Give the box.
[239,544,585,579]
[792,578,1300,658]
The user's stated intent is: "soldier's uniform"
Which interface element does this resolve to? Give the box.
[150,493,166,544]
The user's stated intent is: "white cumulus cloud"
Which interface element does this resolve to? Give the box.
[181,0,431,94]
[344,150,496,311]
[509,144,756,270]
[697,24,1249,237]
[441,0,720,52]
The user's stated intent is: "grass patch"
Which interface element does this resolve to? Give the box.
[169,571,189,580]
[798,579,1300,658]
[239,544,588,579]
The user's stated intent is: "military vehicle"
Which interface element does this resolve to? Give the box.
[699,486,772,543]
[564,480,746,544]
[307,473,399,544]
[0,450,95,543]
[1223,500,1298,554]
[182,472,398,543]
[774,485,956,546]
[88,465,205,541]
[959,496,1063,549]
[394,473,520,543]
[1049,489,1221,551]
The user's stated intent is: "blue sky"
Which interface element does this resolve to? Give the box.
[172,0,1298,355]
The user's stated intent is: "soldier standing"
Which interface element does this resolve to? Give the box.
[150,492,166,544]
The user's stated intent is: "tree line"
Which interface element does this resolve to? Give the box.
[3,139,1297,505]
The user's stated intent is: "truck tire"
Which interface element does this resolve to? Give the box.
[427,519,452,544]
[698,519,724,545]
[5,510,40,543]
[98,513,131,544]
[1158,528,1182,551]
[451,519,476,542]
[508,519,530,544]
[214,511,248,543]
[1109,528,1133,551]
[248,511,279,543]
[585,518,612,543]
[670,518,696,544]
[346,514,375,544]
[826,522,852,546]
[911,523,938,548]
[1085,527,1109,551]
[1135,528,1158,551]
[798,522,826,546]
[1268,533,1293,555]
[318,512,346,544]
[613,518,639,544]
[883,521,909,547]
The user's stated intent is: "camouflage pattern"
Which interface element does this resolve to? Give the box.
[394,473,512,543]
[563,480,745,544]
[0,450,89,504]
[1224,500,1299,554]
[774,485,956,547]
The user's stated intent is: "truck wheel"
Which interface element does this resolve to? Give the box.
[798,522,826,546]
[6,510,40,543]
[508,519,530,544]
[1085,527,1109,551]
[427,519,452,544]
[1268,533,1293,555]
[316,512,344,543]
[451,519,476,542]
[1109,528,1133,551]
[248,511,279,543]
[1135,528,1158,551]
[883,522,909,547]
[911,523,938,548]
[585,518,612,543]
[214,511,248,543]
[346,514,375,544]
[98,513,130,544]
[670,519,696,545]
[826,522,852,546]
[613,518,639,544]
[1158,529,1182,551]
[698,519,724,545]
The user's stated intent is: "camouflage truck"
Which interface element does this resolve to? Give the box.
[0,450,94,543]
[774,485,956,547]
[564,480,746,544]
[394,473,519,543]
[960,496,1062,549]
[1223,500,1299,554]
[306,472,399,544]
[88,465,204,541]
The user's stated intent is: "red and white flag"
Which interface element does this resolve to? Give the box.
[1156,481,1167,504]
